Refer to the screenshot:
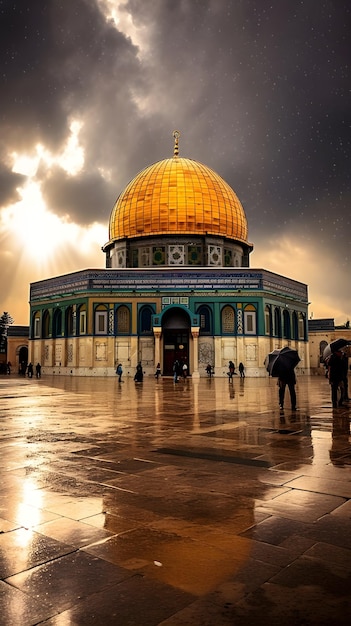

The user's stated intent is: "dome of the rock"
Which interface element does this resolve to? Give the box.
[103,132,253,269]
[108,156,249,243]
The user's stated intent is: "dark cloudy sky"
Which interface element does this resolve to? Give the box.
[1,0,350,324]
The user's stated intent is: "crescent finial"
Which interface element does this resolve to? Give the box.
[173,130,180,156]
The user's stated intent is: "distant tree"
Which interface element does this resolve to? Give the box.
[346,320,350,329]
[0,312,15,338]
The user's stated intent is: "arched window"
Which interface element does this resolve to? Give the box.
[265,305,272,336]
[140,306,153,335]
[320,340,328,363]
[77,305,87,336]
[116,305,130,334]
[274,307,282,338]
[244,304,257,335]
[221,305,235,334]
[42,310,50,338]
[292,311,299,339]
[197,305,212,335]
[141,247,151,267]
[298,313,306,340]
[33,312,41,339]
[283,309,291,339]
[224,248,232,267]
[65,306,75,336]
[53,308,62,338]
[94,304,108,335]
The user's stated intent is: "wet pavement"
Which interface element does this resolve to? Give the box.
[0,373,351,625]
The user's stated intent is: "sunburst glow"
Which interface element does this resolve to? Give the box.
[3,119,103,272]
[3,182,71,262]
[12,119,85,178]
[7,191,105,264]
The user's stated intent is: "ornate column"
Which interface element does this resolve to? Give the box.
[130,336,138,371]
[153,327,162,368]
[214,336,222,376]
[191,327,200,379]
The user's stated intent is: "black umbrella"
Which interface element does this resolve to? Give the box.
[323,338,350,363]
[264,349,280,373]
[265,346,300,377]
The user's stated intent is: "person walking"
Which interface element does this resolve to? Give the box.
[278,370,297,411]
[27,362,34,378]
[155,363,161,379]
[206,363,213,377]
[238,362,245,378]
[328,350,345,408]
[173,359,180,383]
[227,361,235,381]
[134,361,143,382]
[35,363,41,378]
[116,363,123,382]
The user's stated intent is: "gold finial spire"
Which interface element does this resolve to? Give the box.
[173,130,180,156]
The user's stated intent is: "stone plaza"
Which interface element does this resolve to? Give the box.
[0,373,350,625]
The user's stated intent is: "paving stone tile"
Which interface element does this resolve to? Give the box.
[285,475,351,498]
[40,574,195,626]
[33,517,113,549]
[0,517,20,533]
[329,498,351,517]
[303,514,351,550]
[304,542,351,570]
[239,515,310,545]
[5,551,133,613]
[0,579,55,626]
[216,581,351,626]
[270,554,351,593]
[255,488,345,522]
[0,528,74,578]
[157,598,238,626]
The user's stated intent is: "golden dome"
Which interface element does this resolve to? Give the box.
[108,151,249,245]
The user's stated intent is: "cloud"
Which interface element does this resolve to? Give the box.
[0,0,350,326]
[39,166,113,225]
[0,161,25,206]
[0,0,141,151]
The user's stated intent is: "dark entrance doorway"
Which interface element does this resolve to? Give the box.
[163,330,189,375]
[162,308,190,376]
[18,346,28,374]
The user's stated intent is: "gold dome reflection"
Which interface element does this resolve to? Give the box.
[19,478,44,528]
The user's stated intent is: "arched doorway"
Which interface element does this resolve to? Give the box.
[162,307,191,375]
[18,346,28,374]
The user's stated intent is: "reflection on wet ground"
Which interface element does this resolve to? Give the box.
[0,374,351,625]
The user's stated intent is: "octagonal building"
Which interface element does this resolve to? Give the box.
[29,132,309,377]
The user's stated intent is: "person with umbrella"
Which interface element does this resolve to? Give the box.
[323,338,350,363]
[328,350,345,408]
[265,346,300,411]
[341,351,350,402]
